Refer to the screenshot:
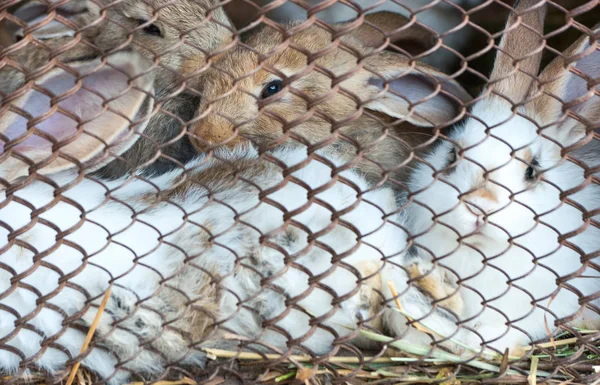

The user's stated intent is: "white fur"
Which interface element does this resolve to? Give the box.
[408,97,600,353]
[0,145,452,382]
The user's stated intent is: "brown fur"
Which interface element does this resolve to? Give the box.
[1,0,232,93]
[1,0,233,178]
[166,149,267,201]
[225,0,438,59]
[129,150,267,205]
[356,260,384,317]
[190,17,469,187]
[522,148,533,164]
[353,260,385,348]
[488,0,546,104]
[156,246,222,343]
[408,263,464,316]
[0,52,155,181]
[94,263,222,364]
[350,12,436,55]
[529,23,600,130]
[465,188,498,203]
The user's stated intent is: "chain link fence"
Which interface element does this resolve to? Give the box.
[0,0,599,383]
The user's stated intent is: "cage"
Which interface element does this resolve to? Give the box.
[0,0,599,384]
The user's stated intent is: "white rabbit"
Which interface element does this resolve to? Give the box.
[407,0,600,355]
[0,53,460,382]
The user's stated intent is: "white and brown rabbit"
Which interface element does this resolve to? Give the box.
[189,13,472,191]
[0,51,463,383]
[407,0,600,355]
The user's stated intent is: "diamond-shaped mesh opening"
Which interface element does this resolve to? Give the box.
[1,0,600,383]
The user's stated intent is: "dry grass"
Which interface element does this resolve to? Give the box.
[3,282,599,385]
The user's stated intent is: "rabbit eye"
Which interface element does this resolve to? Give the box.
[448,146,458,165]
[137,19,162,37]
[525,158,539,182]
[261,80,283,99]
[443,146,459,174]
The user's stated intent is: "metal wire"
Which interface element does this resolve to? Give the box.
[0,0,599,383]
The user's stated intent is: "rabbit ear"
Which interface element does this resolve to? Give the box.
[530,25,600,145]
[0,53,154,181]
[14,1,91,41]
[351,12,436,56]
[355,52,472,127]
[16,16,77,41]
[486,0,547,105]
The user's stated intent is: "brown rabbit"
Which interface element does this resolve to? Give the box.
[1,0,233,178]
[2,0,233,93]
[189,12,472,189]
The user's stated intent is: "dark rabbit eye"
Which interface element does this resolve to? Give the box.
[525,158,539,182]
[448,146,458,165]
[261,80,283,99]
[443,145,459,175]
[137,19,162,37]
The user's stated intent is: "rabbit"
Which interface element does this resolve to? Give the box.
[1,4,444,182]
[9,0,97,41]
[224,0,485,73]
[406,0,600,356]
[1,0,234,180]
[3,0,233,94]
[0,52,464,383]
[189,12,471,194]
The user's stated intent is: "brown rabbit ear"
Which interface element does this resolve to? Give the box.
[351,12,436,56]
[486,0,547,104]
[14,1,93,41]
[0,53,154,182]
[12,1,49,23]
[354,52,472,127]
[530,25,600,145]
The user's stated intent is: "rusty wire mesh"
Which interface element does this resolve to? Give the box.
[0,0,599,383]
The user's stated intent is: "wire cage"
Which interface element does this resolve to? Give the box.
[0,0,599,383]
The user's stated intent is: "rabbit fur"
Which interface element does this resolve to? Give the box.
[3,0,233,94]
[1,0,233,179]
[225,0,484,72]
[407,0,600,354]
[190,19,471,194]
[0,53,463,383]
[2,4,463,183]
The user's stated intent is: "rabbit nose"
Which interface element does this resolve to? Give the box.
[463,187,498,208]
[190,115,241,150]
[463,188,497,226]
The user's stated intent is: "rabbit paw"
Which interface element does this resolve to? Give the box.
[408,262,464,317]
[340,260,384,327]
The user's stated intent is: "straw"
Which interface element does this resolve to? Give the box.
[65,285,113,385]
